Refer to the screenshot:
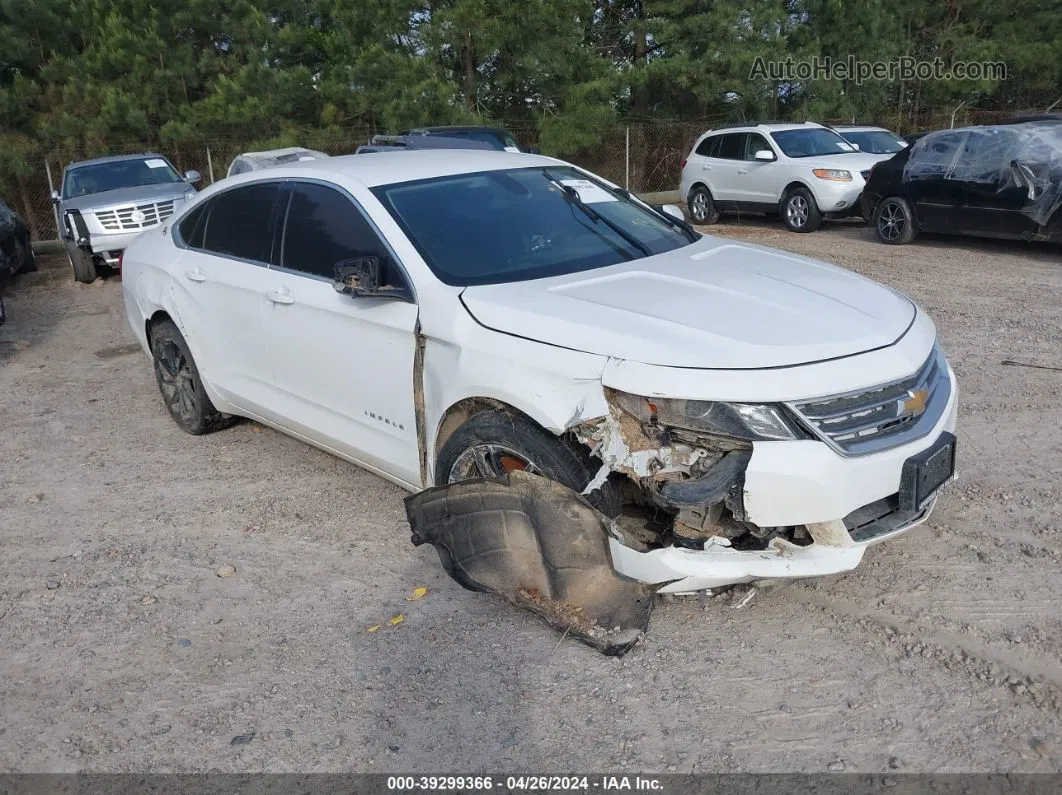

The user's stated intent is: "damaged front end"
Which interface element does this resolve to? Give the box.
[574,390,816,557]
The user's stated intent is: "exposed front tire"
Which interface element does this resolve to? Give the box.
[687,185,720,225]
[435,409,621,517]
[65,240,98,283]
[781,187,822,232]
[874,196,918,245]
[149,318,234,435]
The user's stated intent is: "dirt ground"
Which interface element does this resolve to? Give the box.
[1,220,1060,774]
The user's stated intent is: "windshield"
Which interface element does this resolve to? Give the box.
[770,129,858,158]
[840,130,907,154]
[62,157,182,198]
[373,166,694,286]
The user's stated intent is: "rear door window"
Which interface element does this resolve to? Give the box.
[718,133,746,160]
[201,182,285,263]
[695,136,721,157]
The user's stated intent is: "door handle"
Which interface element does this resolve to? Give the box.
[266,288,294,305]
[184,268,206,282]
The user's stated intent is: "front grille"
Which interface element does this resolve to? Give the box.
[788,347,951,455]
[95,200,176,231]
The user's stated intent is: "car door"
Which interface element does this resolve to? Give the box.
[706,133,747,205]
[260,180,422,486]
[948,128,1041,238]
[734,132,780,205]
[904,132,966,231]
[169,181,285,418]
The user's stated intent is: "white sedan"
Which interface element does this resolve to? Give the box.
[122,150,957,597]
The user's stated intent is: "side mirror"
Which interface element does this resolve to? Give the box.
[51,190,60,204]
[184,170,202,185]
[333,256,381,297]
[660,204,686,221]
[754,150,775,162]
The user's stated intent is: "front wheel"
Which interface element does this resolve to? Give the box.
[65,241,98,283]
[781,187,822,232]
[149,319,234,435]
[874,196,918,245]
[435,409,621,517]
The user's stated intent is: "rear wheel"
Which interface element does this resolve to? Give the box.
[874,196,918,245]
[687,185,719,225]
[435,409,621,517]
[781,187,822,232]
[149,319,234,435]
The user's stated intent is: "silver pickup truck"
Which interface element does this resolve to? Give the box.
[53,154,201,282]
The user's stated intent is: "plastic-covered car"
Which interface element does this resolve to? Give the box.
[0,195,37,284]
[226,148,330,177]
[862,120,1062,245]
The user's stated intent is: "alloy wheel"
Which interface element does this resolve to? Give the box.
[449,444,540,482]
[155,340,198,424]
[786,195,809,228]
[690,192,709,222]
[878,202,906,241]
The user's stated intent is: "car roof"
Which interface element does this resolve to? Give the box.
[222,149,559,189]
[65,153,167,170]
[833,126,892,133]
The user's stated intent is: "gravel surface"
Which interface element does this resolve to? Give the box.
[1,221,1060,773]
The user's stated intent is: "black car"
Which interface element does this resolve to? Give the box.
[861,121,1062,245]
[399,125,537,153]
[0,196,36,283]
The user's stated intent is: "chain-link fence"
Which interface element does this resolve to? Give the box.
[11,108,1055,241]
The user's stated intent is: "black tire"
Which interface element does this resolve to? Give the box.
[65,240,98,283]
[20,246,37,273]
[149,319,234,435]
[687,185,720,225]
[781,187,822,232]
[435,409,622,517]
[0,291,5,326]
[873,196,918,245]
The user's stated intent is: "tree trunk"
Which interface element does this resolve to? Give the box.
[463,30,477,113]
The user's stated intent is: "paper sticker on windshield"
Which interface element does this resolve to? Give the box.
[836,142,855,152]
[504,146,521,153]
[560,179,618,203]
[145,158,169,168]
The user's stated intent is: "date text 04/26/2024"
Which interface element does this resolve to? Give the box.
[386,776,664,791]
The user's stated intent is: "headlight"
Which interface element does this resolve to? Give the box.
[612,392,801,441]
[812,168,853,182]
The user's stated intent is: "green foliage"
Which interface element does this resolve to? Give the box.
[0,0,1058,170]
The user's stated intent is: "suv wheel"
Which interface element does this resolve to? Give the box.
[781,187,822,232]
[65,241,98,283]
[874,196,918,244]
[687,186,719,224]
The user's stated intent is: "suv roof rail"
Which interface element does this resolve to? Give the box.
[709,120,817,130]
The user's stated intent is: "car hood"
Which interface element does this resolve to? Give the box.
[798,151,893,171]
[460,237,916,369]
[62,182,195,212]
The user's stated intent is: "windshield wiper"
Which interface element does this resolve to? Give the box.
[542,170,651,257]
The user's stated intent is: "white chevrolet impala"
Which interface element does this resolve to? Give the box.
[122,150,957,594]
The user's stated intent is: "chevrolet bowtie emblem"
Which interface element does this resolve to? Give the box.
[900,387,929,417]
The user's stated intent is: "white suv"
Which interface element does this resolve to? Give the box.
[680,122,893,232]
